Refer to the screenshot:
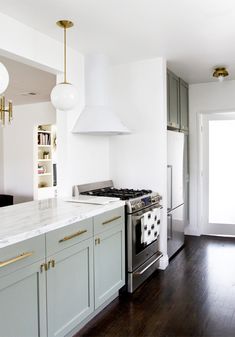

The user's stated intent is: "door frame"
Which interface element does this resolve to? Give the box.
[197,110,235,235]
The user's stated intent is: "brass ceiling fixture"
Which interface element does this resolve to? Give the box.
[213,67,229,82]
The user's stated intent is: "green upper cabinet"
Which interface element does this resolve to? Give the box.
[167,69,189,132]
[167,70,180,129]
[179,79,189,131]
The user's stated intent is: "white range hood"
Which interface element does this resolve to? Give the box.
[72,54,130,135]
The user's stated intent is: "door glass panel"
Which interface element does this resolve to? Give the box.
[209,120,235,224]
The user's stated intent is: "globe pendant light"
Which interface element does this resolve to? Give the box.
[51,20,78,111]
[0,62,9,94]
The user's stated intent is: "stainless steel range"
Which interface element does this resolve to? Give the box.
[73,180,163,293]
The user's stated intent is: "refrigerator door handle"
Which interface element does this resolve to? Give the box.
[167,213,173,240]
[167,165,173,211]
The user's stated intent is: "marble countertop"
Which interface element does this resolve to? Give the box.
[0,197,125,249]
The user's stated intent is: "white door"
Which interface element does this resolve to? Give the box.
[202,113,235,235]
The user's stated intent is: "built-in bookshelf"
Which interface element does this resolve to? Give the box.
[34,124,57,200]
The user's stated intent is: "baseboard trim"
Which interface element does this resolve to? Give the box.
[185,225,200,236]
[158,254,169,270]
[65,292,119,337]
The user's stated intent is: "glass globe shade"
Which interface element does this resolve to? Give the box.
[218,75,224,82]
[50,83,78,111]
[0,62,9,94]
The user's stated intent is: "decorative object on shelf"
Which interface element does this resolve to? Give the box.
[38,182,48,188]
[213,67,229,82]
[38,125,46,131]
[50,20,78,111]
[43,151,50,159]
[38,165,45,174]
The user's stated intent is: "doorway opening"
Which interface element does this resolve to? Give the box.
[201,112,235,236]
[0,55,57,204]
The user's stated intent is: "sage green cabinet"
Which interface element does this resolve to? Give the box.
[0,260,47,337]
[167,70,189,131]
[46,238,94,337]
[94,223,125,309]
[167,70,180,129]
[179,79,189,131]
[0,205,125,337]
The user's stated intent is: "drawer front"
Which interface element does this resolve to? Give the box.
[46,218,93,256]
[94,207,124,235]
[0,235,45,278]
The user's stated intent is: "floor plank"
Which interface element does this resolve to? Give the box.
[74,235,235,337]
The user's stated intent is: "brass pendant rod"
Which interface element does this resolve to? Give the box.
[64,26,67,84]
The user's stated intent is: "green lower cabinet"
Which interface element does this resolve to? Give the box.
[46,238,94,337]
[94,224,125,309]
[0,259,47,337]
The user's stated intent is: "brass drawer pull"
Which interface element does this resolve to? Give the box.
[0,252,33,269]
[59,229,88,243]
[102,215,122,225]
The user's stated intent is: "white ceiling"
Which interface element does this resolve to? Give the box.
[0,56,56,105]
[0,0,235,83]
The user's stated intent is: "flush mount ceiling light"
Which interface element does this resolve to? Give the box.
[213,67,229,82]
[0,62,13,126]
[51,20,78,111]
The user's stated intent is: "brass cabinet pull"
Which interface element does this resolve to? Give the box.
[59,229,87,243]
[95,238,101,245]
[102,216,121,225]
[40,263,48,273]
[0,252,33,269]
[47,259,56,269]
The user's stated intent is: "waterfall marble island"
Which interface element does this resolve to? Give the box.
[0,197,125,337]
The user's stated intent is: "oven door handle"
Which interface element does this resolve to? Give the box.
[134,252,163,275]
[133,206,162,220]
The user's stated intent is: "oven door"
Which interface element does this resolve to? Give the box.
[127,204,162,272]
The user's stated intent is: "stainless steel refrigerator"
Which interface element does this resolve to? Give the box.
[167,130,186,258]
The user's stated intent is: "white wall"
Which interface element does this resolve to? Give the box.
[189,80,235,235]
[3,102,56,203]
[0,12,110,198]
[0,128,3,192]
[110,58,168,267]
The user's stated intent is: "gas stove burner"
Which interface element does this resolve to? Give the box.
[81,187,153,201]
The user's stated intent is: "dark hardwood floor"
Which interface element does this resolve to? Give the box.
[74,235,235,337]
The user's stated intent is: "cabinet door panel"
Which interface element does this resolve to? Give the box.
[47,238,94,337]
[180,79,189,131]
[94,224,125,309]
[0,260,47,337]
[168,71,180,128]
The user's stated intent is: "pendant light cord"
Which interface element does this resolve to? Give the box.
[64,26,67,83]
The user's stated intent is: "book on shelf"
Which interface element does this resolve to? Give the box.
[38,132,51,145]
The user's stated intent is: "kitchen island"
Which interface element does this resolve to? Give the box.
[0,197,125,337]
